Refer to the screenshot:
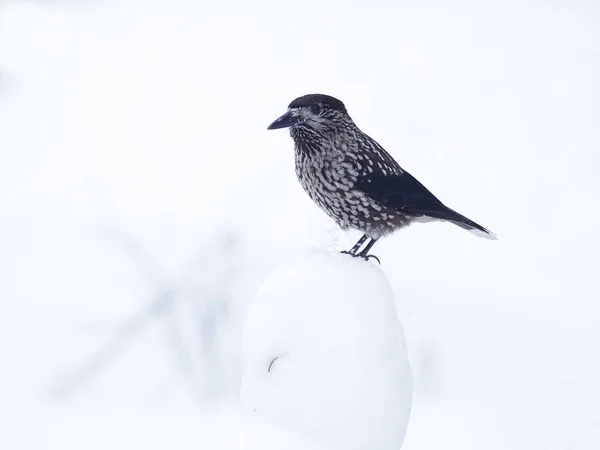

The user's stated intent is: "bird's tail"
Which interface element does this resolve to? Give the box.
[446,209,497,240]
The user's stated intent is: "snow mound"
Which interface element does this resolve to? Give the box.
[240,253,413,450]
[239,419,336,450]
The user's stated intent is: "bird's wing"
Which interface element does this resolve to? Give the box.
[354,170,459,220]
[349,137,456,220]
[349,135,496,237]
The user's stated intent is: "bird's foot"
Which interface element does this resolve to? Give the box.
[361,253,381,264]
[340,249,380,264]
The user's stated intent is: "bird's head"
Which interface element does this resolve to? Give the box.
[267,94,350,133]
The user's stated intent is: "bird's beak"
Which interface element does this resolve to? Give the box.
[267,110,297,130]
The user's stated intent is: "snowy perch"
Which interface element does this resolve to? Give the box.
[240,253,412,450]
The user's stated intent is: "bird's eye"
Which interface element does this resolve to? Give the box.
[310,103,323,115]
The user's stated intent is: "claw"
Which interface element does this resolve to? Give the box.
[364,254,381,264]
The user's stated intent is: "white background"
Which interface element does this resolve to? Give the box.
[1,0,599,448]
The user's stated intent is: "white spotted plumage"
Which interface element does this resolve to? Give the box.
[292,121,411,238]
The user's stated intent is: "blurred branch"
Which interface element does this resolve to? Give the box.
[96,224,166,285]
[48,287,176,398]
[47,222,242,405]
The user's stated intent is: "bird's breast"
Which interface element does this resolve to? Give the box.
[295,151,356,197]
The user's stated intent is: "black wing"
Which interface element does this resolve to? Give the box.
[348,132,496,239]
[348,132,457,220]
[351,146,496,238]
[354,169,459,221]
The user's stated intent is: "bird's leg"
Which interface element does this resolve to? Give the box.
[340,234,369,256]
[357,238,380,264]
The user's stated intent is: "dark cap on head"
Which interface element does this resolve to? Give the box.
[288,94,347,113]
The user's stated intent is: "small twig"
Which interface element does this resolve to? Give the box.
[268,355,283,373]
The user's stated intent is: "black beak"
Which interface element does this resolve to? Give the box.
[267,110,297,130]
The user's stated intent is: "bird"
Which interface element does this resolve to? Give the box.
[267,94,496,262]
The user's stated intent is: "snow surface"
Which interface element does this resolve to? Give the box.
[239,419,336,450]
[241,253,412,450]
